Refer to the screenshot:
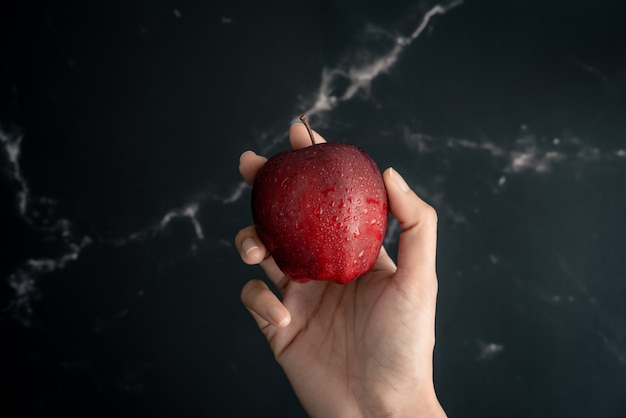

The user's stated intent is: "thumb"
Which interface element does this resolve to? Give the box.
[383,168,438,280]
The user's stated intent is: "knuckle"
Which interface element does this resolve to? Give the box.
[421,203,438,226]
[409,201,438,230]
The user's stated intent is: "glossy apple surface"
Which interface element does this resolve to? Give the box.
[251,142,388,284]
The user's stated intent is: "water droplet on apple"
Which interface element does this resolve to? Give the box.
[343,225,350,233]
[321,187,335,197]
[314,205,323,216]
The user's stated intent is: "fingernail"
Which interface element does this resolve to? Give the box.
[391,167,410,192]
[242,237,260,256]
[268,305,290,327]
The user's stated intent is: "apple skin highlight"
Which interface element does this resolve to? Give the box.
[251,142,388,284]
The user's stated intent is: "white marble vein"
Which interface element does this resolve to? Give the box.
[0,126,207,326]
[258,1,465,153]
[6,237,92,326]
[0,127,29,215]
[301,1,464,120]
[159,203,204,240]
[477,341,504,360]
[403,127,625,176]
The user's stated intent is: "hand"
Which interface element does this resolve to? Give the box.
[235,123,445,418]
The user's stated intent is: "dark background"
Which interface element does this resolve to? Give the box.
[1,0,625,416]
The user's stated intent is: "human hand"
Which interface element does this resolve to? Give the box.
[235,123,445,418]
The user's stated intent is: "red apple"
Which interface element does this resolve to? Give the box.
[251,116,388,284]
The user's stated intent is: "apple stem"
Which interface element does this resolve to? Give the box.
[299,114,316,146]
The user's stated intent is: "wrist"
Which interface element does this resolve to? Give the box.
[363,386,446,418]
[392,398,446,418]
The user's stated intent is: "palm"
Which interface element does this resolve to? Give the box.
[259,251,435,416]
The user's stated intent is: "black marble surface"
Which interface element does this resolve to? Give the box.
[2,0,626,417]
